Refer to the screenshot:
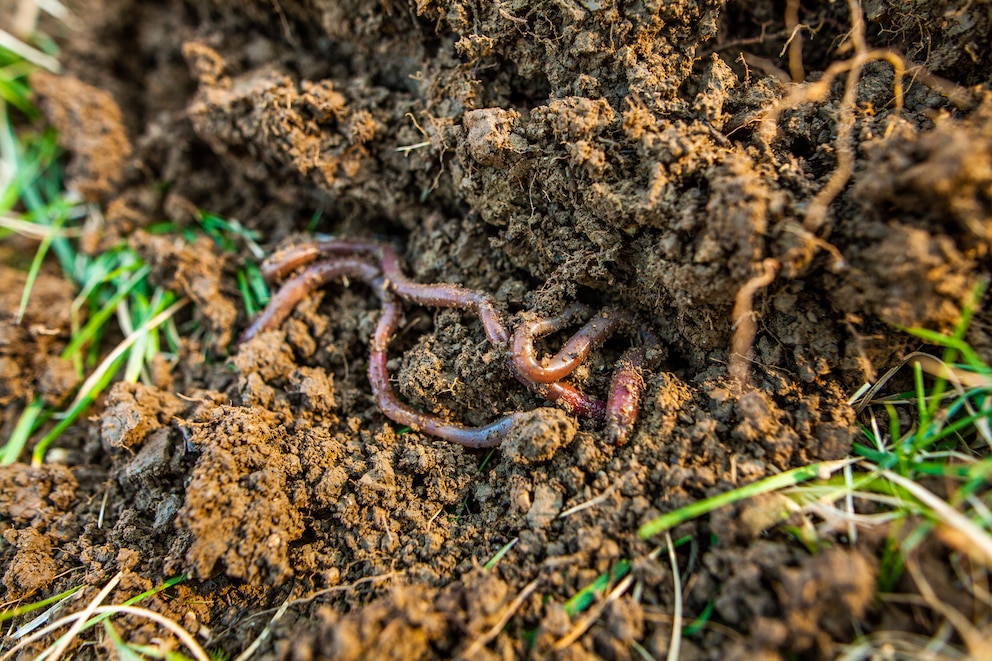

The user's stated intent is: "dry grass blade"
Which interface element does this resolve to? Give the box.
[287,572,398,608]
[558,482,619,519]
[4,601,210,661]
[0,28,60,72]
[0,215,83,239]
[850,351,964,414]
[233,597,291,661]
[554,574,635,651]
[457,577,540,660]
[99,605,209,661]
[45,571,121,661]
[664,532,682,661]
[838,630,969,661]
[879,469,992,566]
[908,353,991,390]
[59,298,189,420]
[906,556,992,659]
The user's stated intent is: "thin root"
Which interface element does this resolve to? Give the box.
[729,258,780,388]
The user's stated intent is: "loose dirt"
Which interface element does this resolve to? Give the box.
[2,0,991,659]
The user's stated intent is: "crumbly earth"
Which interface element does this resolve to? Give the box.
[2,0,991,659]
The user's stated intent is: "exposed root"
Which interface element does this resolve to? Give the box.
[783,0,805,83]
[729,258,780,388]
[762,0,906,237]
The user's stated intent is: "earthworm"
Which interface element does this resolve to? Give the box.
[372,243,510,346]
[605,346,648,446]
[527,380,606,419]
[270,240,512,346]
[243,238,662,447]
[509,305,656,443]
[247,252,525,447]
[368,289,525,448]
[241,257,381,342]
[511,305,631,384]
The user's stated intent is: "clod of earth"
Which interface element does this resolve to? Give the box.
[242,239,663,447]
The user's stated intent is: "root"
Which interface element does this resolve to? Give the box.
[783,0,805,83]
[762,0,906,237]
[729,258,780,388]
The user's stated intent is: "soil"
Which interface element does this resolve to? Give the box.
[2,0,991,659]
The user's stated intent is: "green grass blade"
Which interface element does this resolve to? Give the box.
[483,538,518,570]
[121,574,187,607]
[31,574,191,661]
[31,350,128,464]
[681,599,714,636]
[15,211,65,323]
[124,328,149,383]
[129,643,198,661]
[0,75,36,116]
[31,298,188,465]
[1,396,45,464]
[0,585,82,623]
[638,460,854,539]
[879,467,992,562]
[563,559,631,617]
[911,361,931,451]
[236,268,257,317]
[61,264,150,361]
[902,327,984,371]
[103,620,145,661]
[852,442,897,467]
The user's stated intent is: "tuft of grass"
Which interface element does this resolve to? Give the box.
[194,210,269,316]
[0,232,188,465]
[641,283,992,656]
[0,42,190,465]
[0,42,268,465]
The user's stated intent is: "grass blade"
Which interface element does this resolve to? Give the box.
[15,210,65,323]
[638,460,854,539]
[31,298,188,465]
[878,467,992,565]
[60,264,150,363]
[483,538,518,570]
[1,396,44,464]
[0,585,82,624]
[563,559,631,617]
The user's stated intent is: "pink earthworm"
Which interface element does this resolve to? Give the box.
[605,347,648,446]
[241,257,381,342]
[528,380,606,419]
[510,305,652,443]
[274,240,511,346]
[511,305,632,384]
[244,238,662,448]
[367,289,525,448]
[245,244,523,447]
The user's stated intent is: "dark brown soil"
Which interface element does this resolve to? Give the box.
[2,0,991,659]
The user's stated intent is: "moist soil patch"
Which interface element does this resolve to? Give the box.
[2,0,991,659]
